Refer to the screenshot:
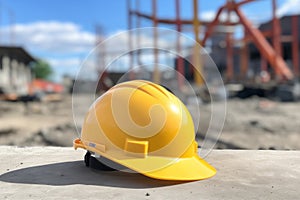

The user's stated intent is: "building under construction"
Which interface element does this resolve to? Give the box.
[97,0,300,100]
[0,46,35,100]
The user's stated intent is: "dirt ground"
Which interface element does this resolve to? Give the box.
[0,96,76,146]
[0,94,299,150]
[203,98,300,150]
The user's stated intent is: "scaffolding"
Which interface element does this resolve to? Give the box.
[127,0,299,86]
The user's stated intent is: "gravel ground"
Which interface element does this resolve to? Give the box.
[197,98,300,150]
[0,94,299,150]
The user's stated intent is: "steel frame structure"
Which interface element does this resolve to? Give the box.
[127,0,299,85]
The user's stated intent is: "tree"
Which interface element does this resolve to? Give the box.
[32,59,53,80]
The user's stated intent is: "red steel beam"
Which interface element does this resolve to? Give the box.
[233,5,293,80]
[226,6,234,81]
[201,6,225,46]
[226,32,234,81]
[237,0,257,7]
[130,11,239,26]
[239,30,273,43]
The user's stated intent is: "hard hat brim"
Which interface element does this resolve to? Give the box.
[74,139,216,181]
[106,153,216,181]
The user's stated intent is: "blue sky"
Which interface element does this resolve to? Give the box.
[0,0,299,81]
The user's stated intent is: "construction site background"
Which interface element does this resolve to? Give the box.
[0,0,300,151]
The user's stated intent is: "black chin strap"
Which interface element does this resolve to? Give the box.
[84,151,116,171]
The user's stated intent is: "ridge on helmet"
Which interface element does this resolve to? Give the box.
[74,80,216,181]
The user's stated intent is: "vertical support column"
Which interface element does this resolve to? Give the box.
[152,0,160,84]
[136,0,142,67]
[11,59,18,92]
[9,58,12,88]
[127,0,135,80]
[272,0,282,57]
[27,63,33,95]
[271,0,283,80]
[226,29,234,82]
[27,64,32,83]
[192,0,204,86]
[20,63,24,85]
[226,6,234,82]
[240,37,248,80]
[292,15,299,77]
[95,25,107,92]
[17,62,24,94]
[2,56,10,88]
[22,63,29,95]
[175,0,184,89]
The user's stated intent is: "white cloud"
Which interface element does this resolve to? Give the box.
[48,57,81,68]
[0,24,199,80]
[101,29,170,54]
[84,28,197,74]
[200,10,239,23]
[277,0,300,17]
[0,21,97,81]
[100,28,194,61]
[1,21,95,54]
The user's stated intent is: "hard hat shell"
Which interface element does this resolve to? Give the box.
[74,80,216,181]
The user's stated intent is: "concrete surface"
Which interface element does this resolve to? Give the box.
[0,146,299,200]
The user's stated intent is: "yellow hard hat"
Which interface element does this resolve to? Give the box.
[73,80,216,181]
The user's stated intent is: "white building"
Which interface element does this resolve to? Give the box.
[0,46,36,97]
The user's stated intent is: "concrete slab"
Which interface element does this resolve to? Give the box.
[0,146,299,200]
